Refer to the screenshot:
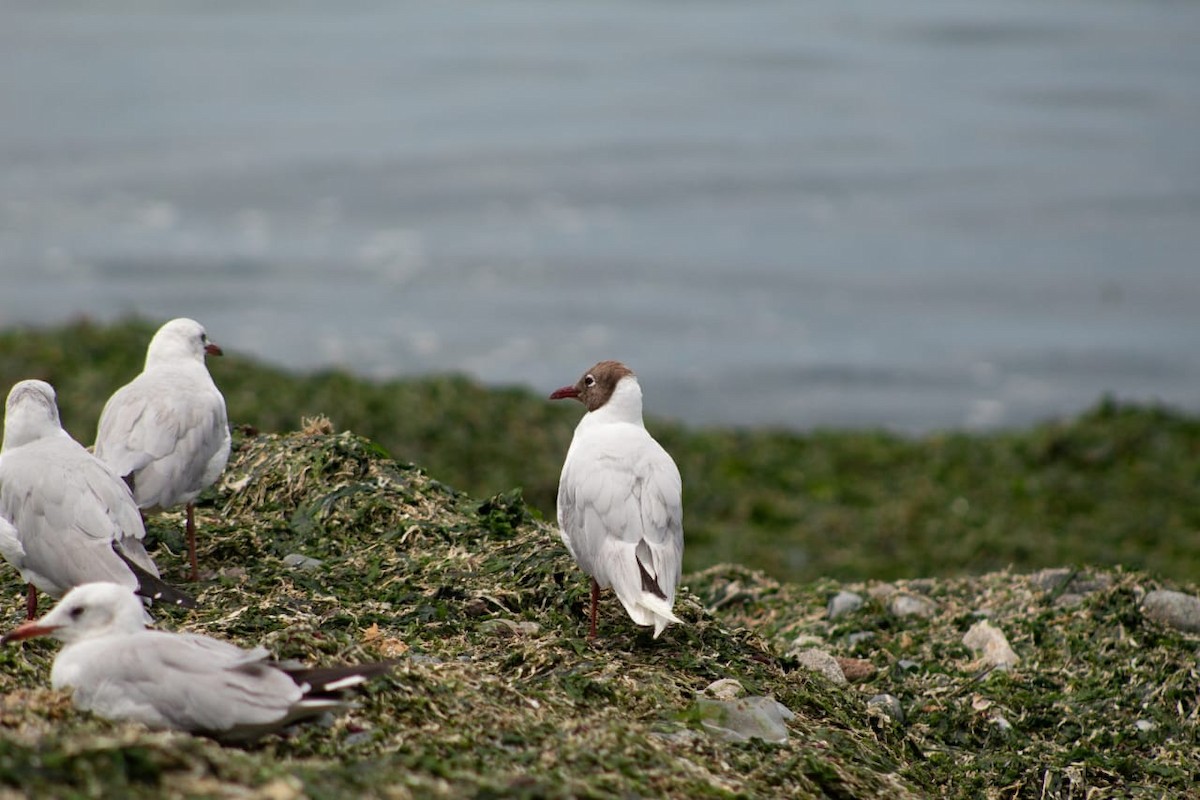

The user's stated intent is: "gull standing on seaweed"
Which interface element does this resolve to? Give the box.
[94,318,231,581]
[550,360,684,639]
[0,380,194,619]
[2,581,391,744]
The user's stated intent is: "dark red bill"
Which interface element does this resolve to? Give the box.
[1,621,58,645]
[205,343,224,357]
[549,385,580,400]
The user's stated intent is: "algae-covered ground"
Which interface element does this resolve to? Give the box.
[0,319,1196,798]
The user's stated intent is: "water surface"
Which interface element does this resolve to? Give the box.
[2,1,1197,430]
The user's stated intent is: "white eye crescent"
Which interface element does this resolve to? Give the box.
[584,374,596,387]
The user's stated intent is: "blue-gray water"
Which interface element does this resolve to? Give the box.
[2,1,1198,431]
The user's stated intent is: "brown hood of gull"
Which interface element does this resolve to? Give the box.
[549,360,635,412]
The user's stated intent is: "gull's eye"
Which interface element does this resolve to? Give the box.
[68,606,84,620]
[584,374,596,388]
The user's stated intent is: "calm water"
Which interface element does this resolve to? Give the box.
[2,1,1198,430]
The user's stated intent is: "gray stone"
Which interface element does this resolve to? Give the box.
[888,594,936,619]
[792,648,847,685]
[696,695,795,744]
[1142,589,1200,633]
[1032,567,1074,591]
[1034,568,1112,597]
[827,590,864,620]
[703,678,745,701]
[282,553,324,572]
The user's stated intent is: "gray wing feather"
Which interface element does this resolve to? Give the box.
[558,424,683,589]
[0,438,150,596]
[95,368,230,510]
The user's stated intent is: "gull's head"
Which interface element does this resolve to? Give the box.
[550,360,638,413]
[1,582,148,646]
[146,318,223,367]
[2,379,63,451]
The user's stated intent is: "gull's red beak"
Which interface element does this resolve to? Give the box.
[204,343,224,357]
[1,620,58,645]
[549,385,580,400]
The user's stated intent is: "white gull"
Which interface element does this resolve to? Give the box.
[0,380,192,618]
[550,360,684,639]
[2,581,390,744]
[94,318,231,581]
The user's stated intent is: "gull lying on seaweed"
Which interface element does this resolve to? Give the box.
[3,582,391,744]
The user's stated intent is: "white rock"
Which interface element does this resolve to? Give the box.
[703,678,745,701]
[827,590,864,619]
[962,619,1020,670]
[888,594,936,619]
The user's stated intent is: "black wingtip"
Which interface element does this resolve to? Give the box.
[113,546,197,609]
[636,554,667,600]
[277,660,397,697]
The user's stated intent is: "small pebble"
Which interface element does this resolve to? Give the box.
[827,590,864,619]
[1032,567,1074,591]
[962,619,1020,670]
[704,678,745,701]
[792,648,848,685]
[282,553,324,572]
[836,657,876,683]
[888,594,936,619]
[1141,589,1200,633]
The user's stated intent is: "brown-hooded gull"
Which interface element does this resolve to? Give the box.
[2,582,391,744]
[550,360,684,639]
[0,380,193,619]
[94,318,231,581]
